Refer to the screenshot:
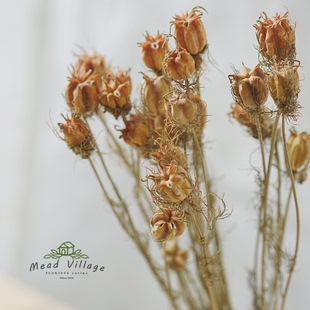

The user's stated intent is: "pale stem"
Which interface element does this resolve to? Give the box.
[260,111,280,310]
[280,115,300,310]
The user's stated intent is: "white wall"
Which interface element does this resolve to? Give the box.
[1,0,309,309]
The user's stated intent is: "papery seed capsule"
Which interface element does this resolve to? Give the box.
[120,114,150,147]
[147,161,193,203]
[287,131,310,172]
[254,12,296,63]
[66,71,100,116]
[163,46,195,81]
[267,64,300,117]
[172,8,207,55]
[162,240,188,271]
[139,32,167,72]
[140,74,172,114]
[99,71,131,118]
[229,63,268,110]
[150,208,186,241]
[58,114,94,158]
[74,52,106,83]
[230,103,272,139]
[165,92,198,125]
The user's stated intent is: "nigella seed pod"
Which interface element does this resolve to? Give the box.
[172,7,208,55]
[287,130,310,173]
[74,52,106,84]
[66,70,100,116]
[120,114,151,148]
[230,103,273,139]
[163,46,195,81]
[229,63,268,110]
[150,208,186,241]
[165,92,198,126]
[140,74,172,115]
[267,63,300,118]
[138,32,167,72]
[147,161,193,204]
[99,70,132,118]
[162,240,188,271]
[58,113,94,158]
[254,12,296,63]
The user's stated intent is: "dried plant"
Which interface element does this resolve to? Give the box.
[55,7,309,310]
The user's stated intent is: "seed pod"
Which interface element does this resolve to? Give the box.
[254,12,296,63]
[138,32,167,72]
[229,64,268,110]
[74,52,106,84]
[140,74,171,114]
[230,103,272,139]
[150,208,186,241]
[172,7,207,55]
[99,70,131,118]
[163,46,195,81]
[267,64,300,117]
[120,114,151,147]
[66,71,100,116]
[147,161,193,204]
[58,113,94,158]
[162,240,188,271]
[165,92,198,125]
[287,130,310,172]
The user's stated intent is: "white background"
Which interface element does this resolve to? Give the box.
[0,0,309,309]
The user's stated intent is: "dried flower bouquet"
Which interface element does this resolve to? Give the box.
[55,7,309,310]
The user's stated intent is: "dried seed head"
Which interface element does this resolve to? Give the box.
[150,208,186,241]
[99,70,131,118]
[152,143,188,169]
[58,113,94,158]
[120,114,151,148]
[166,92,198,126]
[162,240,188,271]
[66,70,100,116]
[287,130,310,183]
[163,46,195,81]
[229,64,268,110]
[74,52,106,83]
[147,161,193,204]
[140,74,172,115]
[230,103,273,139]
[139,32,167,72]
[267,63,300,118]
[172,7,207,55]
[254,12,296,63]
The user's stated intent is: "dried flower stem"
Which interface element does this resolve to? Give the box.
[280,114,300,310]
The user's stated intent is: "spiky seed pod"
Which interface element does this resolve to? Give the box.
[152,143,188,169]
[267,63,300,118]
[172,7,207,55]
[99,70,131,118]
[163,46,195,81]
[229,63,268,110]
[140,74,172,115]
[254,12,296,63]
[162,240,188,271]
[138,32,167,72]
[147,161,193,204]
[287,130,310,173]
[74,52,106,85]
[166,92,198,125]
[120,114,151,148]
[230,103,273,139]
[150,208,186,241]
[58,113,94,158]
[66,70,100,116]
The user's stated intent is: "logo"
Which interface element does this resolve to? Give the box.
[29,241,105,280]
